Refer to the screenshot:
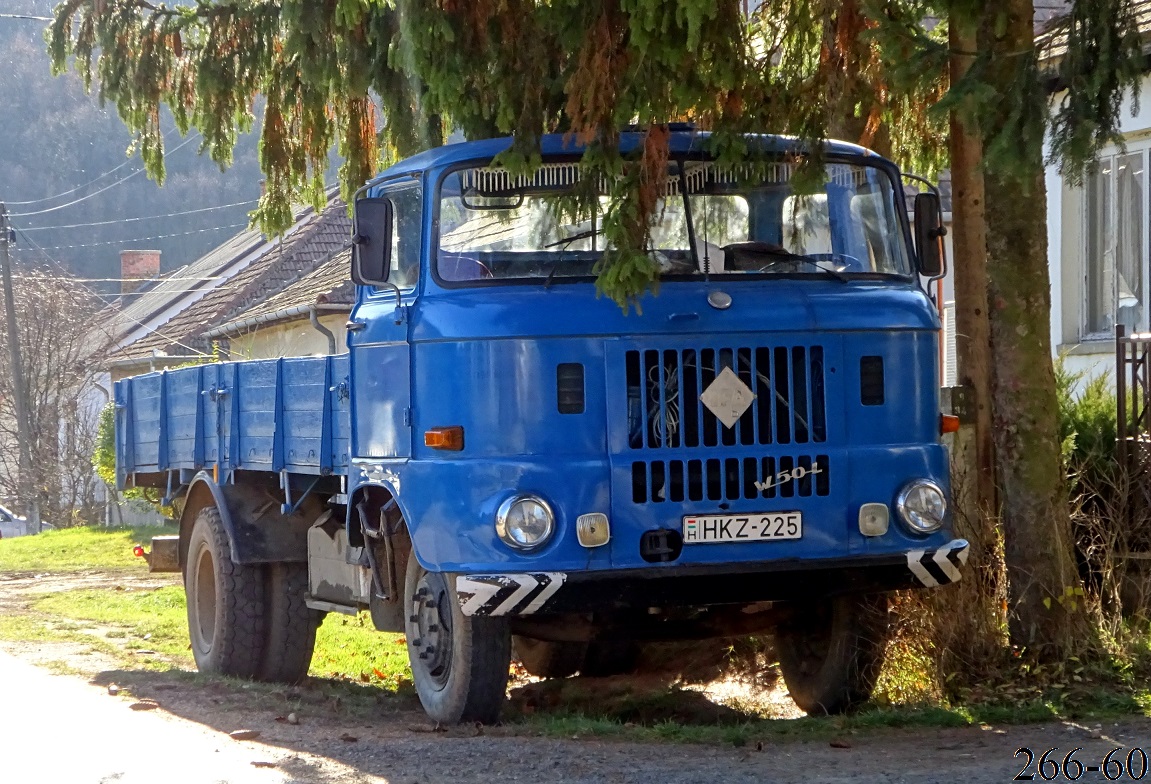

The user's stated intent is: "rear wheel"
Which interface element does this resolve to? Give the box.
[513,636,587,679]
[776,593,889,715]
[185,506,266,678]
[405,554,511,724]
[257,562,320,683]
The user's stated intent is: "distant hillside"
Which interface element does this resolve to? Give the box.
[0,4,296,298]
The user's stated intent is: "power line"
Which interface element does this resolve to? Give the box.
[22,222,250,251]
[8,134,202,217]
[7,127,186,207]
[0,14,52,21]
[19,199,258,232]
[17,271,231,284]
[9,227,224,359]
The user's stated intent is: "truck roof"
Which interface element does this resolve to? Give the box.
[372,129,883,183]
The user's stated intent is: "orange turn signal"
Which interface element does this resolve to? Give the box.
[940,414,960,434]
[424,426,464,451]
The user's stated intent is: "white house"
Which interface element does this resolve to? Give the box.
[1043,0,1151,385]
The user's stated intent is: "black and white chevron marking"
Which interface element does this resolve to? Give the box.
[906,540,970,587]
[456,572,567,617]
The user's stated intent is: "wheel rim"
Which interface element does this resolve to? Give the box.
[408,570,453,689]
[190,545,217,653]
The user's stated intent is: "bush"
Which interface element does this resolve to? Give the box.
[1055,359,1118,487]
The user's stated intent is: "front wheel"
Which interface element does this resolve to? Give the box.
[776,593,889,715]
[405,554,511,724]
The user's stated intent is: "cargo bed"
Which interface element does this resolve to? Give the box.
[115,355,351,489]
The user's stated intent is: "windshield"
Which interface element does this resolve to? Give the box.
[436,160,912,283]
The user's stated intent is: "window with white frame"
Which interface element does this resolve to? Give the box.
[1084,150,1146,337]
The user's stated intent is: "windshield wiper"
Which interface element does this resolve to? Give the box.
[544,229,597,249]
[542,229,598,288]
[724,242,849,283]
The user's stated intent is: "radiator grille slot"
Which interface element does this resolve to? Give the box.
[632,455,830,503]
[626,345,826,450]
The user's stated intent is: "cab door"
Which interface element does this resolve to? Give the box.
[348,182,423,459]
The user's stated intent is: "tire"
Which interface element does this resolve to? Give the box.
[776,593,889,715]
[513,636,587,679]
[581,641,640,677]
[405,553,511,724]
[185,506,266,678]
[257,562,321,684]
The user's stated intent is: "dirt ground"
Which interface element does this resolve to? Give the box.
[3,569,1150,784]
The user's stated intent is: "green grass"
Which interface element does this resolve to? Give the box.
[26,584,413,688]
[515,695,1151,745]
[0,525,176,573]
[312,612,412,688]
[32,586,193,661]
[0,612,68,642]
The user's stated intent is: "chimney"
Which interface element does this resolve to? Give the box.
[120,249,161,296]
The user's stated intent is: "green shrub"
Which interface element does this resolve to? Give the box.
[1056,359,1118,486]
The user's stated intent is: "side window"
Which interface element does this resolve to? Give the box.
[383,185,422,290]
[1084,152,1144,338]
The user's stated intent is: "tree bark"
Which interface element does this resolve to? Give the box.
[980,0,1094,655]
[948,9,996,528]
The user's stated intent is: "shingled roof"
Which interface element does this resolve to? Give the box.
[202,249,355,340]
[108,198,351,369]
[1038,0,1151,60]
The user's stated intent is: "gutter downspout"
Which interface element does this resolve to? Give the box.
[309,304,337,355]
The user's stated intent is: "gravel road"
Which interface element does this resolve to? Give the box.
[2,569,1149,784]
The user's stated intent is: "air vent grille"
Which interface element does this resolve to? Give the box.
[557,363,585,414]
[860,356,885,406]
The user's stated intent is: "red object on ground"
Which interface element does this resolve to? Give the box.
[133,545,145,558]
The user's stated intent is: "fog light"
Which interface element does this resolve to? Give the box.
[576,513,610,548]
[895,479,947,534]
[496,494,555,550]
[858,503,889,537]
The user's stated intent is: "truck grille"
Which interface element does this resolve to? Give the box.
[631,454,830,503]
[625,346,827,450]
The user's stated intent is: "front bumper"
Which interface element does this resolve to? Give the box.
[455,538,969,616]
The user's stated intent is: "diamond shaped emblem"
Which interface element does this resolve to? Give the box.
[699,366,756,428]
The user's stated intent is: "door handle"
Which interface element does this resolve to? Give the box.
[346,319,367,332]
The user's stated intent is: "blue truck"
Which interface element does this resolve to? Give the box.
[117,128,968,724]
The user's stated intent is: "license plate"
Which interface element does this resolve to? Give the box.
[682,512,802,544]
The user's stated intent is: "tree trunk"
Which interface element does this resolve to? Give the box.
[948,9,996,528]
[980,0,1095,656]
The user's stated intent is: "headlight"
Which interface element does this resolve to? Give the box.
[895,480,947,534]
[496,494,555,550]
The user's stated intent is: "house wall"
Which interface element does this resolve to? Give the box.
[228,313,349,360]
[1048,73,1151,390]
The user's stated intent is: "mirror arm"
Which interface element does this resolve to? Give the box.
[381,282,406,325]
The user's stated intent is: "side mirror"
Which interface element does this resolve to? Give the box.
[351,198,393,286]
[913,192,946,278]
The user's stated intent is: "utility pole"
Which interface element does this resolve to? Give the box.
[0,204,41,532]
